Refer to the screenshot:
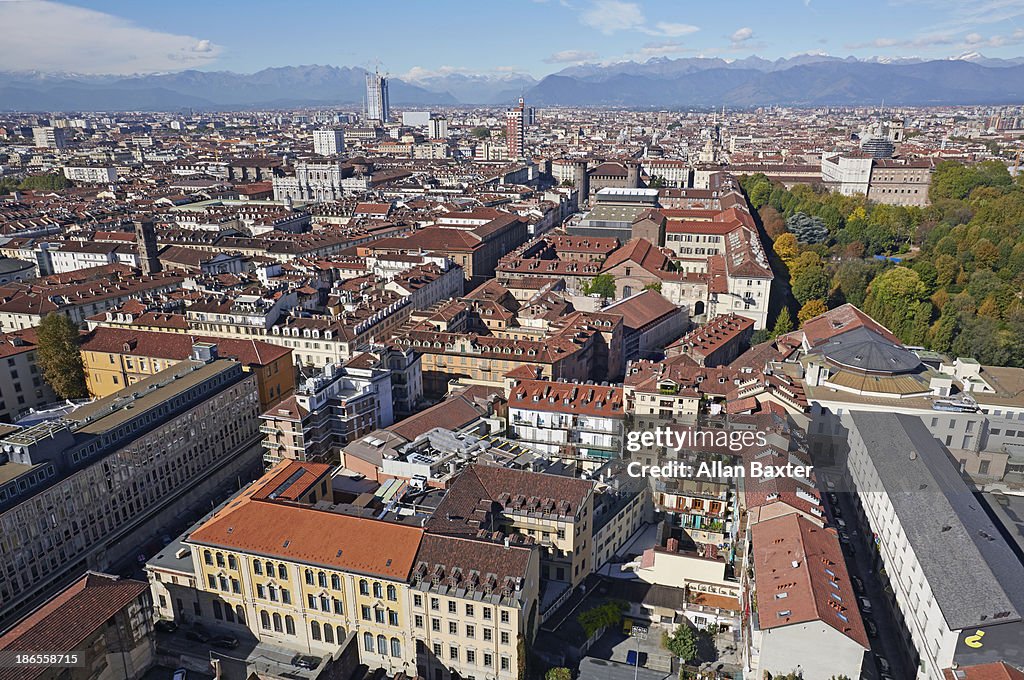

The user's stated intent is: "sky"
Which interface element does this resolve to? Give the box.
[3,0,1024,79]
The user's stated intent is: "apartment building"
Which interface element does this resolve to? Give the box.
[62,165,117,183]
[0,358,261,629]
[0,573,154,680]
[0,330,57,424]
[506,377,625,463]
[426,465,595,613]
[79,326,295,410]
[261,353,397,467]
[744,514,869,680]
[843,412,1024,678]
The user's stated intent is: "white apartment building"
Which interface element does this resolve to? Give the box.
[313,129,345,156]
[820,152,873,196]
[843,412,1024,679]
[63,165,117,183]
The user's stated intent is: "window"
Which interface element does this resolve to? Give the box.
[311,621,321,640]
[449,621,458,634]
[375,609,386,624]
[286,615,295,635]
[483,628,492,641]
[204,550,213,566]
[500,610,509,624]
[980,460,991,475]
[306,569,315,585]
[308,594,317,609]
[207,574,216,589]
[432,618,441,632]
[431,597,440,610]
[321,595,330,611]
[378,635,388,655]
[414,594,423,607]
[373,582,383,598]
[260,610,271,630]
[467,625,475,638]
[332,574,342,590]
[319,572,328,588]
[254,561,262,575]
[483,607,492,620]
[389,610,399,626]
[391,638,402,657]
[415,614,424,628]
[360,579,370,596]
[282,588,291,604]
[466,604,474,617]
[216,553,225,568]
[501,657,510,671]
[265,561,273,576]
[278,564,287,579]
[364,632,374,652]
[228,555,237,569]
[257,584,266,599]
[500,631,510,645]
[213,601,223,620]
[467,650,476,664]
[450,646,459,661]
[433,643,442,657]
[449,601,457,613]
[324,625,335,644]
[334,598,344,615]
[273,613,283,633]
[387,584,397,601]
[362,605,371,620]
[484,653,493,667]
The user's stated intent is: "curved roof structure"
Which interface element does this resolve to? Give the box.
[815,327,921,375]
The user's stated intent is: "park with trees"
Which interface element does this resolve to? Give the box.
[740,160,1024,367]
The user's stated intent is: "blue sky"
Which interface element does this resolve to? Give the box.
[3,0,1024,77]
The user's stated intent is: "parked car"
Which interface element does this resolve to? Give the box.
[154,619,178,633]
[210,634,238,649]
[859,596,873,614]
[864,618,878,638]
[877,655,892,675]
[851,576,865,594]
[836,517,847,529]
[184,626,210,643]
[292,655,321,670]
[172,670,187,680]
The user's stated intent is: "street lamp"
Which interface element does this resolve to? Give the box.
[629,624,648,680]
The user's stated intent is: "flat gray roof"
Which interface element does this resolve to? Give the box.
[849,411,1024,631]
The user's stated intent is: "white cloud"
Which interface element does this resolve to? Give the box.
[581,0,646,33]
[545,49,600,63]
[653,22,700,37]
[731,27,755,43]
[580,1,699,37]
[0,0,222,75]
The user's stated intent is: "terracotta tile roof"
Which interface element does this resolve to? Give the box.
[0,573,148,680]
[944,663,1024,680]
[80,326,291,366]
[751,513,869,650]
[412,534,533,593]
[189,465,422,580]
[249,460,331,501]
[604,289,681,330]
[790,303,900,348]
[508,378,625,419]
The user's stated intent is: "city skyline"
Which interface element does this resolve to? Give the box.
[4,0,1024,78]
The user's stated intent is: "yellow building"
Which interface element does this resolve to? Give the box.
[149,461,540,680]
[80,326,295,411]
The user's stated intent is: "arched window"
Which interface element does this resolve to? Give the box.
[253,561,262,575]
[386,584,397,601]
[390,638,401,657]
[373,582,383,598]
[336,625,345,642]
[203,550,213,565]
[305,569,314,585]
[331,574,341,590]
[377,635,387,655]
[264,560,274,576]
[285,615,295,635]
[236,605,246,624]
[277,564,287,580]
[359,579,369,595]
[311,621,321,641]
[260,610,270,630]
[273,612,283,633]
[363,632,374,652]
[318,571,328,588]
[324,624,334,644]
[216,552,225,568]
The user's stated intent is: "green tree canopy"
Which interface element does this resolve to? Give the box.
[662,624,699,662]
[582,273,617,298]
[35,313,88,399]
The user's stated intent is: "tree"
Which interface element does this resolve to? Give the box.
[545,668,571,680]
[792,265,831,305]
[787,212,829,244]
[18,173,71,192]
[798,299,828,325]
[35,313,88,399]
[662,624,699,662]
[576,600,627,639]
[582,274,616,298]
[772,233,799,266]
[863,267,932,346]
[760,206,787,238]
[770,308,794,338]
[470,126,491,139]
[643,281,662,293]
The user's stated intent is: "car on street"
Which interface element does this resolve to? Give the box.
[851,575,865,594]
[154,619,178,633]
[859,596,873,614]
[185,626,210,643]
[293,655,320,670]
[877,655,892,675]
[210,634,238,649]
[864,618,878,638]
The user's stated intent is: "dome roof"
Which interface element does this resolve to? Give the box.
[815,327,921,374]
